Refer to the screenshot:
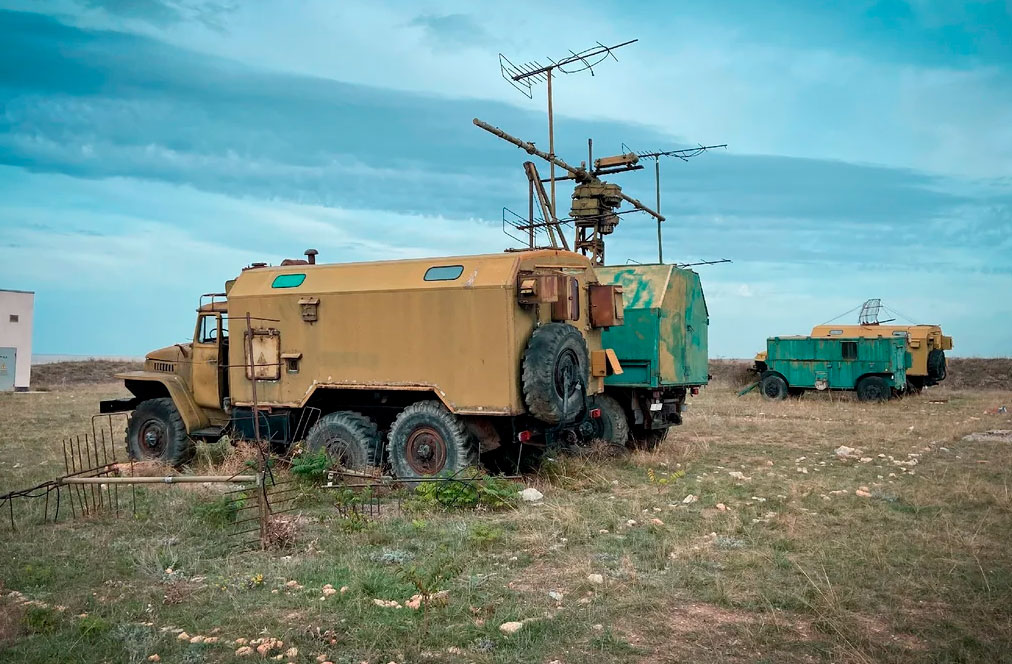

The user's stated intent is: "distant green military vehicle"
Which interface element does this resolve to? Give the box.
[754,336,911,402]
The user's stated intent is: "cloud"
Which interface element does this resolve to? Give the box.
[407,13,489,49]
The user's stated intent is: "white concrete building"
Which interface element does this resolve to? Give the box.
[0,289,34,391]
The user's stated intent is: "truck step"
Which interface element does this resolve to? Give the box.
[190,426,226,438]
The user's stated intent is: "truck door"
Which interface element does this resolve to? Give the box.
[192,314,224,409]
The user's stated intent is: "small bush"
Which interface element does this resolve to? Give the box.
[191,494,244,526]
[411,470,520,511]
[22,606,59,634]
[291,449,331,482]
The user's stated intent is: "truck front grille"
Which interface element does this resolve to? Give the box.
[152,362,175,373]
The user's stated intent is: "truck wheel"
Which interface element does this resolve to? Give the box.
[760,374,788,400]
[522,323,589,424]
[305,411,381,470]
[630,427,667,450]
[856,376,890,402]
[387,401,476,482]
[125,398,194,467]
[926,350,946,383]
[590,394,629,449]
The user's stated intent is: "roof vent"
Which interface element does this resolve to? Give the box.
[305,249,318,265]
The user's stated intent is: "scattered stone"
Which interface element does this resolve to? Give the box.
[859,457,873,463]
[598,529,609,534]
[835,446,860,459]
[373,598,402,609]
[499,621,524,635]
[728,471,751,480]
[189,635,204,644]
[681,494,698,504]
[716,503,727,511]
[548,591,563,602]
[797,467,808,474]
[650,518,664,526]
[235,646,254,657]
[592,624,604,631]
[147,656,160,662]
[177,632,191,641]
[855,489,872,498]
[519,488,544,502]
[322,586,337,597]
[587,573,604,585]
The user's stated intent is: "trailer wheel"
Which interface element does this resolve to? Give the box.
[856,376,890,402]
[522,323,589,424]
[305,411,381,470]
[388,401,476,482]
[586,394,629,453]
[125,398,194,467]
[759,374,788,400]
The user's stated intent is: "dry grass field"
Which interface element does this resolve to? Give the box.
[1,361,1011,663]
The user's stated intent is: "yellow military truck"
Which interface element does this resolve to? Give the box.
[101,249,625,478]
[809,324,952,392]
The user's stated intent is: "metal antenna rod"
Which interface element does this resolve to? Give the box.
[621,142,727,262]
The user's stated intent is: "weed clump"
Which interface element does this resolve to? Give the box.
[410,471,520,511]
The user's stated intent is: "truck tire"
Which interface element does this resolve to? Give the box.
[387,401,476,482]
[926,350,946,383]
[305,411,381,470]
[760,374,788,400]
[856,376,890,402]
[522,323,589,424]
[630,427,667,451]
[125,398,194,467]
[588,394,629,452]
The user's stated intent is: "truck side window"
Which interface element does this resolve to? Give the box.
[198,315,219,343]
[841,341,857,359]
[424,265,464,281]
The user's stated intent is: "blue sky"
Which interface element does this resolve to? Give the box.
[0,1,1010,358]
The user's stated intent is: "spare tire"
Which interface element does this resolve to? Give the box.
[522,323,589,424]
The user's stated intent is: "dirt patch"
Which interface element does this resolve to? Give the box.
[962,430,1012,443]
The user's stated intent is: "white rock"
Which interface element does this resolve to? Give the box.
[499,621,524,635]
[681,494,698,504]
[728,471,751,480]
[587,573,604,585]
[835,445,857,458]
[519,488,544,502]
[548,591,563,602]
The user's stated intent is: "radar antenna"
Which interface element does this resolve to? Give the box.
[499,40,637,225]
[474,118,662,265]
[858,298,883,325]
[621,142,727,263]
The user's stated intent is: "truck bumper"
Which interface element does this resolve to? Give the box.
[99,397,142,414]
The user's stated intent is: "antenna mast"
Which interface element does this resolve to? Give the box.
[499,39,637,225]
[621,143,727,263]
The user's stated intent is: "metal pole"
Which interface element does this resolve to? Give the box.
[528,176,535,249]
[547,68,556,224]
[655,157,663,264]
